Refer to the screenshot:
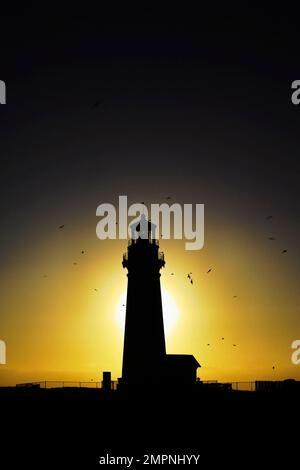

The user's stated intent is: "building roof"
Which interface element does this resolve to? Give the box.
[166,354,201,369]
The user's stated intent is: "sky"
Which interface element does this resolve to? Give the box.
[0,11,299,385]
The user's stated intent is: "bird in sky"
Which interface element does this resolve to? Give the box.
[266,215,273,220]
[187,273,192,279]
[233,344,237,347]
[73,262,77,265]
[272,366,275,370]
[58,225,65,229]
[81,250,85,254]
[221,337,224,340]
[190,279,193,285]
[92,100,104,109]
[233,295,238,298]
[268,237,276,241]
[170,272,174,275]
[281,249,287,254]
[207,343,210,346]
[94,288,98,292]
[165,196,172,200]
[207,268,212,274]
[42,274,48,278]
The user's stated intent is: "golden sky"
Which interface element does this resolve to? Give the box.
[1,215,299,386]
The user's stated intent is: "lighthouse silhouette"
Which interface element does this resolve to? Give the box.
[121,214,200,387]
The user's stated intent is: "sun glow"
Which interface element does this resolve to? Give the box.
[116,288,179,336]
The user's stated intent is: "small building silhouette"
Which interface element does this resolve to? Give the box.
[121,216,200,387]
[102,371,112,392]
[164,354,200,385]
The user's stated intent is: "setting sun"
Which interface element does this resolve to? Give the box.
[116,288,179,336]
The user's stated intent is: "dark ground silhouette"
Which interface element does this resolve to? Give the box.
[0,385,299,467]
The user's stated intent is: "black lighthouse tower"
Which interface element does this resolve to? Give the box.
[121,214,200,387]
[122,215,166,384]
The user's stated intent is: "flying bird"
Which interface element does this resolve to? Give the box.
[268,237,276,241]
[187,273,192,279]
[233,295,238,298]
[221,337,224,340]
[266,215,273,220]
[42,274,48,278]
[81,250,85,254]
[170,272,174,275]
[233,344,237,347]
[190,279,193,285]
[281,249,287,254]
[92,100,104,109]
[207,268,212,274]
[272,366,275,370]
[207,343,210,346]
[58,225,65,229]
[165,196,172,200]
[94,288,98,292]
[73,262,77,265]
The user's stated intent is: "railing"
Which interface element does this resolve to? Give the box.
[128,238,159,246]
[16,380,255,392]
[123,250,164,261]
[200,380,256,392]
[15,380,299,393]
[231,381,256,392]
[16,381,118,390]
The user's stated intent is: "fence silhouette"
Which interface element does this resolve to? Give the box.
[16,380,118,390]
[16,379,256,392]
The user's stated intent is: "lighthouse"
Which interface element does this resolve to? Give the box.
[121,214,200,387]
[121,215,166,384]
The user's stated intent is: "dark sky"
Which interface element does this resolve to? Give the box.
[0,10,299,259]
